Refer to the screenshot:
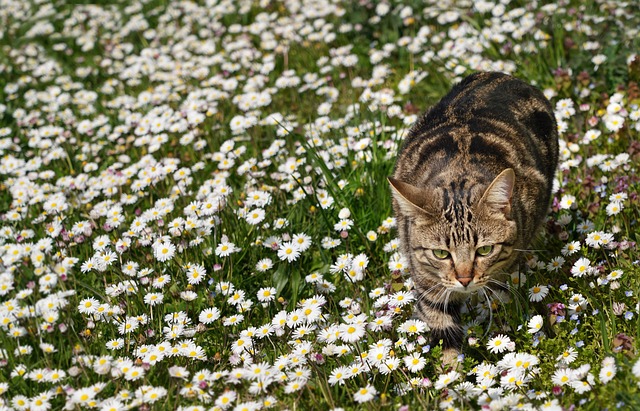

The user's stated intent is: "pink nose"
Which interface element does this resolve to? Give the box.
[458,277,473,287]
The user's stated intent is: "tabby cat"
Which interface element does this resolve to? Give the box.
[389,72,559,363]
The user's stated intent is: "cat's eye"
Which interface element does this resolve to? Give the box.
[432,249,450,259]
[476,245,494,256]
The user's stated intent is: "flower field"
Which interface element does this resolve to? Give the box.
[1,0,640,409]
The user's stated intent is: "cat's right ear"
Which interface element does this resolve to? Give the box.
[388,177,436,216]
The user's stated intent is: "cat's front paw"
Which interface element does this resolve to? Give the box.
[440,347,462,372]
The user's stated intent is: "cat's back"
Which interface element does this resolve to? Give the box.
[393,72,559,244]
[395,72,558,187]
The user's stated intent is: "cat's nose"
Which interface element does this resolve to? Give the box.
[458,277,473,287]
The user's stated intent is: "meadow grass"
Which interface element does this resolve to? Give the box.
[0,0,640,410]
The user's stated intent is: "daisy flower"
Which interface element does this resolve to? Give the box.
[576,220,595,234]
[271,217,289,229]
[404,352,426,372]
[387,253,409,271]
[185,265,207,285]
[152,274,171,289]
[559,194,576,209]
[153,241,176,262]
[528,284,549,302]
[378,357,400,375]
[223,314,244,326]
[227,290,246,306]
[383,239,400,252]
[334,218,353,232]
[434,370,460,390]
[561,241,581,256]
[551,368,575,386]
[605,201,623,216]
[321,237,341,249]
[609,192,627,202]
[106,338,124,350]
[368,346,389,365]
[545,256,565,272]
[582,129,601,143]
[571,379,592,394]
[199,308,221,324]
[509,271,527,287]
[570,257,591,278]
[305,272,323,283]
[255,258,273,272]
[607,270,623,281]
[557,347,578,364]
[143,292,164,306]
[291,233,312,251]
[257,287,276,302]
[78,298,100,315]
[339,322,366,343]
[328,366,350,385]
[215,239,239,257]
[604,113,624,132]
[487,334,513,354]
[390,291,415,307]
[351,253,369,272]
[245,208,265,225]
[368,315,392,332]
[585,231,605,248]
[397,319,428,335]
[599,359,616,384]
[353,384,377,403]
[527,315,544,334]
[277,241,301,262]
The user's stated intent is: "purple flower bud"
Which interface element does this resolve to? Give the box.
[312,353,325,364]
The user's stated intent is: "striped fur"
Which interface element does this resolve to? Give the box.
[390,72,559,361]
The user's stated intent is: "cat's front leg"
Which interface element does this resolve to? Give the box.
[415,299,464,368]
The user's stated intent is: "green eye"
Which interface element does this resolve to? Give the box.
[432,249,450,259]
[476,245,494,256]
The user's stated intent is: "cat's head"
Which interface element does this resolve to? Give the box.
[389,169,517,293]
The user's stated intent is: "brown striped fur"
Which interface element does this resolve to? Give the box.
[389,72,559,364]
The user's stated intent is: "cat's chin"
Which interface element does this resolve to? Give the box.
[449,283,485,294]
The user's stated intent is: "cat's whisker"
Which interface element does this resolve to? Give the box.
[430,287,450,311]
[443,289,452,314]
[414,283,444,304]
[484,286,506,305]
[487,277,527,307]
[513,248,546,253]
[480,288,494,338]
[484,286,514,322]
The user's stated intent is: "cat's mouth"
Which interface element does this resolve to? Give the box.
[451,278,484,293]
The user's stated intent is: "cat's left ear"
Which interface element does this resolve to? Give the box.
[479,168,515,216]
